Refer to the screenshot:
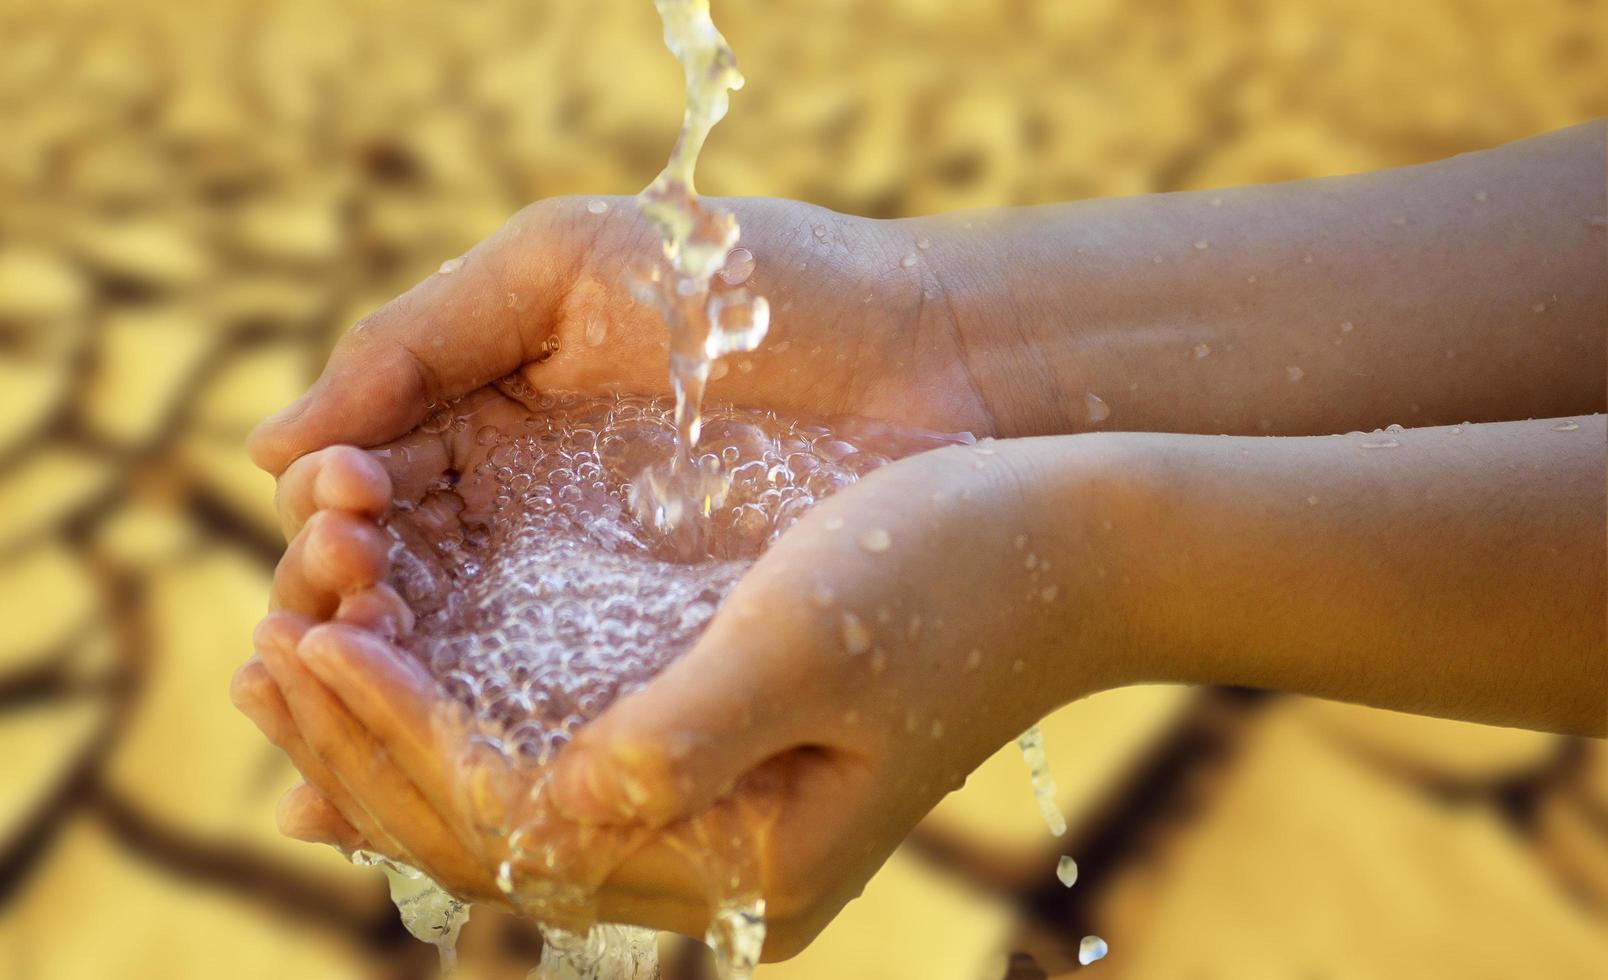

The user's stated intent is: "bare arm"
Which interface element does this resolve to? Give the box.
[1016,415,1608,735]
[930,121,1608,436]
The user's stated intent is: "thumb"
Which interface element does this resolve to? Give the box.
[247,205,581,475]
[547,604,816,828]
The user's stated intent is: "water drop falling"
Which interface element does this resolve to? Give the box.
[1078,936,1109,966]
[586,199,609,214]
[1057,856,1079,888]
[719,247,755,286]
[858,528,892,554]
[438,256,464,275]
[1085,392,1111,425]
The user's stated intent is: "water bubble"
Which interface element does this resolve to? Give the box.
[719,247,755,286]
[840,612,872,655]
[1553,420,1580,432]
[586,200,609,214]
[857,528,892,554]
[1286,365,1305,383]
[1078,936,1108,965]
[438,256,465,275]
[1192,343,1212,359]
[1056,856,1079,887]
[900,253,919,269]
[1085,392,1111,425]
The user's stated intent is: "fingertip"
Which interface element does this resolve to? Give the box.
[304,510,390,594]
[336,584,416,639]
[254,611,317,655]
[277,782,365,850]
[314,448,393,516]
[229,658,273,713]
[248,394,313,476]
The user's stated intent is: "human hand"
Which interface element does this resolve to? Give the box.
[246,194,999,479]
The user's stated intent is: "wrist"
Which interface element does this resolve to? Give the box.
[994,432,1173,704]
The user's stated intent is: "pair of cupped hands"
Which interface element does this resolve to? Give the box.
[233,196,1111,958]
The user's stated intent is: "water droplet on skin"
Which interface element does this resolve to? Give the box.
[1014,534,1027,550]
[811,585,837,610]
[840,612,872,655]
[1553,420,1580,431]
[964,649,982,671]
[916,237,932,250]
[1040,585,1059,603]
[812,224,828,240]
[1025,553,1038,570]
[1474,190,1489,202]
[1152,255,1163,264]
[973,445,996,456]
[584,317,607,347]
[1532,302,1547,313]
[1085,392,1111,424]
[1340,320,1355,333]
[1012,659,1026,673]
[823,516,845,531]
[929,720,945,739]
[1192,343,1212,359]
[1078,936,1109,966]
[1193,239,1210,250]
[1386,424,1404,432]
[1449,426,1462,434]
[1360,439,1401,449]
[1286,365,1305,382]
[719,247,755,286]
[710,361,730,380]
[900,253,918,269]
[438,256,464,275]
[1057,856,1079,887]
[586,199,609,214]
[1246,275,1258,284]
[1210,197,1223,207]
[1306,495,1319,506]
[1302,254,1314,264]
[841,709,860,725]
[858,528,892,553]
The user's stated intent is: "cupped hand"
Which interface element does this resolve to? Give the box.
[246,195,995,479]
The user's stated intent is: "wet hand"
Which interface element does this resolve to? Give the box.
[246,195,995,480]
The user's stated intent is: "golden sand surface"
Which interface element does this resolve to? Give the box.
[0,0,1603,976]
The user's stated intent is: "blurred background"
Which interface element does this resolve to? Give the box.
[0,0,1604,977]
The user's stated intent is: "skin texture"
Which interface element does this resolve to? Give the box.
[234,122,1608,959]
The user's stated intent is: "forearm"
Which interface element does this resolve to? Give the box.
[1014,417,1607,735]
[929,122,1607,437]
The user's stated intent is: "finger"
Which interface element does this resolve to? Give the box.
[246,201,593,476]
[277,781,366,852]
[275,446,393,538]
[270,510,391,616]
[335,584,416,640]
[257,617,493,897]
[231,642,411,859]
[295,622,458,809]
[546,595,823,828]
